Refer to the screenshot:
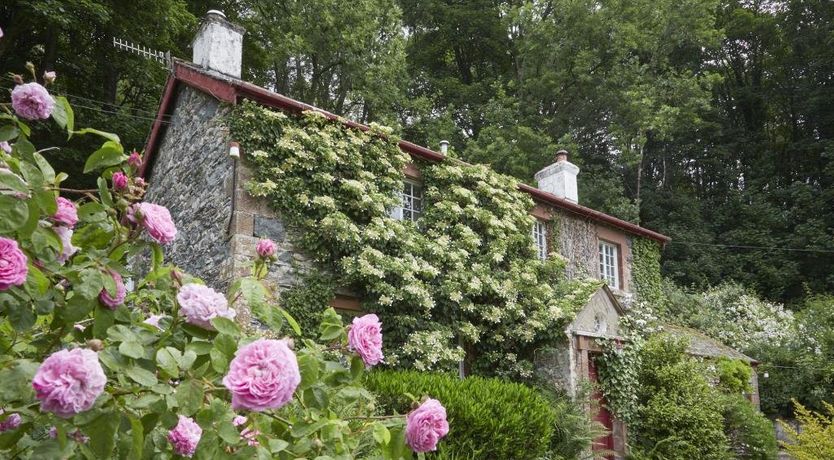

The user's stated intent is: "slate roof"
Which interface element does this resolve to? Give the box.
[140,59,670,244]
[662,324,758,364]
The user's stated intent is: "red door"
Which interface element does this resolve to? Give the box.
[588,355,615,458]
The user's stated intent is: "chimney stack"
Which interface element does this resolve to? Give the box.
[191,10,245,78]
[534,149,580,202]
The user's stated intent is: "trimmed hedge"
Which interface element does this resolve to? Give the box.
[365,370,556,459]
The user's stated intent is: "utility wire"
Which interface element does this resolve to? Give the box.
[669,241,834,254]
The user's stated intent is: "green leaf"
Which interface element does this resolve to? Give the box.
[0,124,19,141]
[210,348,230,373]
[72,127,120,144]
[58,294,94,323]
[33,188,57,215]
[279,307,302,336]
[126,365,157,386]
[350,355,365,380]
[119,340,145,359]
[217,420,240,444]
[373,423,391,446]
[128,415,144,460]
[0,169,28,193]
[0,359,38,401]
[23,263,49,296]
[93,306,115,338]
[214,333,237,357]
[87,411,120,458]
[51,96,74,134]
[211,317,241,337]
[291,419,336,438]
[268,439,289,453]
[84,141,126,173]
[179,350,197,370]
[298,353,319,390]
[156,347,181,377]
[175,380,204,416]
[0,195,29,233]
[33,151,56,183]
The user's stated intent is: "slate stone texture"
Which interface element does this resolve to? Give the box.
[144,86,235,287]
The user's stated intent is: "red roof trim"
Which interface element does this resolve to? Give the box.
[142,61,669,243]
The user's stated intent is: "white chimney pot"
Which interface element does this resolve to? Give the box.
[535,150,580,202]
[192,11,245,78]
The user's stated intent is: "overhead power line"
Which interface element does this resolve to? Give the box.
[669,241,834,254]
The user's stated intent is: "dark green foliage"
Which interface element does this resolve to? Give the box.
[279,269,337,338]
[365,370,556,460]
[720,394,778,460]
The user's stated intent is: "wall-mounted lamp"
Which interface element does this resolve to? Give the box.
[229,141,240,159]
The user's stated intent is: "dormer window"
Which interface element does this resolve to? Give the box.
[390,181,423,222]
[532,220,547,260]
[599,241,619,289]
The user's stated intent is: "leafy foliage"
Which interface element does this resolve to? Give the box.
[0,84,434,459]
[365,370,555,460]
[228,101,600,380]
[780,399,834,460]
[721,394,777,460]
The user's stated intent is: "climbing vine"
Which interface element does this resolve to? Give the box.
[631,237,665,308]
[228,101,600,379]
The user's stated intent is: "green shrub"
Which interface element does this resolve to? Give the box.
[721,394,778,459]
[630,336,732,460]
[366,370,555,459]
[716,357,752,394]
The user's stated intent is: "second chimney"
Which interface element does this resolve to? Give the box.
[534,149,580,202]
[192,10,245,78]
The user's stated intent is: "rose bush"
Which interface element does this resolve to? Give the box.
[0,67,447,458]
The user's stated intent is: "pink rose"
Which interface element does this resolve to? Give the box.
[406,399,449,453]
[52,197,78,228]
[32,348,106,418]
[0,412,21,432]
[348,314,384,366]
[232,415,247,427]
[0,237,28,290]
[54,226,78,264]
[112,171,128,191]
[176,283,236,329]
[128,151,143,169]
[256,239,276,258]
[168,415,202,458]
[222,339,300,411]
[0,141,10,153]
[127,202,177,244]
[98,270,126,309]
[144,314,165,329]
[43,71,56,84]
[11,82,54,120]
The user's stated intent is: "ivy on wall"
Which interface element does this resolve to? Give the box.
[228,101,600,379]
[631,237,665,308]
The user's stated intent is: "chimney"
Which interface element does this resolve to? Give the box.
[191,10,245,78]
[534,149,580,202]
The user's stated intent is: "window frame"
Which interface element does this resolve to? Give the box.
[532,219,548,260]
[598,240,620,290]
[390,180,423,222]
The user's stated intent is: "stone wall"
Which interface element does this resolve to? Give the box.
[145,86,235,288]
[555,210,599,280]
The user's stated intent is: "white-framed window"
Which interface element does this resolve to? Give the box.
[390,181,423,222]
[599,241,619,289]
[532,220,547,260]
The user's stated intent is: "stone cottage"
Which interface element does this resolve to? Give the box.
[139,11,758,459]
